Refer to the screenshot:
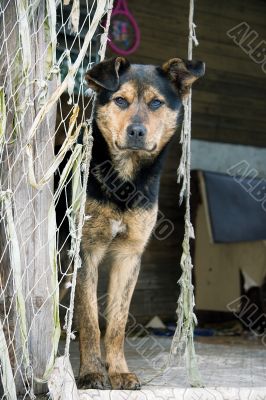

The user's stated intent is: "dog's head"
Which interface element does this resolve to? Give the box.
[85,57,205,156]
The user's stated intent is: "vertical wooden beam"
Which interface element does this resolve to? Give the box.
[0,1,57,395]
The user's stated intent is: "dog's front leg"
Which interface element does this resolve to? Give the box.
[76,245,110,389]
[105,246,141,390]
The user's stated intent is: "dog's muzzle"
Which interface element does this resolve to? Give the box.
[126,123,147,150]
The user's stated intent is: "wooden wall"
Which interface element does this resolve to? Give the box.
[104,0,266,323]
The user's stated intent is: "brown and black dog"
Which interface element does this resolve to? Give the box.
[75,57,204,390]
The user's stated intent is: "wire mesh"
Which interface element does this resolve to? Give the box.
[0,0,112,398]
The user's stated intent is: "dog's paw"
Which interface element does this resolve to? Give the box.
[109,372,141,390]
[77,373,111,390]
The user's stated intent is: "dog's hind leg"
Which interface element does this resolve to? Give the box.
[105,246,141,390]
[76,245,110,389]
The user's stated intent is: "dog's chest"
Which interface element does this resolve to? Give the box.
[88,161,161,213]
[109,218,127,239]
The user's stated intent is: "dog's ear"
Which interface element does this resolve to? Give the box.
[162,58,205,96]
[85,57,130,92]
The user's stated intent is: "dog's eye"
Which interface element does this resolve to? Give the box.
[114,97,129,108]
[149,99,164,110]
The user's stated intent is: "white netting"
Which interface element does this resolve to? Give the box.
[0,0,112,398]
[169,0,202,387]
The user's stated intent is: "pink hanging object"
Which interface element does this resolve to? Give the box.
[108,0,141,56]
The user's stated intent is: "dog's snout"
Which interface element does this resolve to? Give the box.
[127,124,147,139]
[126,124,147,150]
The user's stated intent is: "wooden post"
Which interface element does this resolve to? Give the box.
[0,1,57,395]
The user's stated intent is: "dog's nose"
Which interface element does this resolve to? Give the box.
[127,124,147,139]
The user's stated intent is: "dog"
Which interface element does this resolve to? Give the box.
[75,56,205,390]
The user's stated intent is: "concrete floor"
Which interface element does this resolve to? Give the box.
[57,335,266,399]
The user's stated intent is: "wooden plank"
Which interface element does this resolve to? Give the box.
[0,1,57,395]
[133,0,266,29]
[193,96,266,123]
[48,357,79,400]
[196,75,265,101]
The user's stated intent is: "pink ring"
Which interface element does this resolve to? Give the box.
[108,9,141,56]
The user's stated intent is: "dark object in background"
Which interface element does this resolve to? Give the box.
[201,171,266,243]
[239,271,266,335]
